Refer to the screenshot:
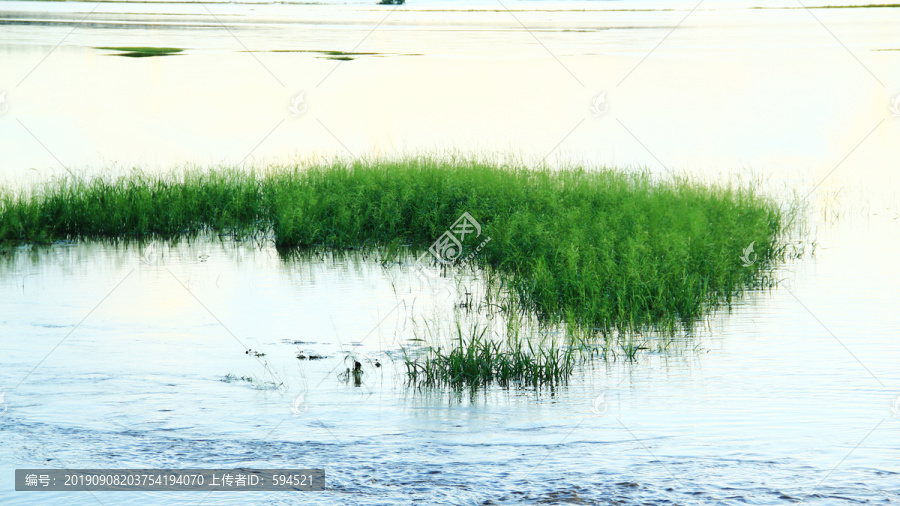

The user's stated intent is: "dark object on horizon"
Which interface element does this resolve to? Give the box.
[378,0,405,4]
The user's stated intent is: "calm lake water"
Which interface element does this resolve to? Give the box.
[1,0,899,504]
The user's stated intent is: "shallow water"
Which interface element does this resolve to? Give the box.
[2,0,900,504]
[1,214,899,504]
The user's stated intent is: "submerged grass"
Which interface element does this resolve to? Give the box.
[0,159,787,334]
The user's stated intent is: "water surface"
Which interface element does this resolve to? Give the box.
[1,1,900,504]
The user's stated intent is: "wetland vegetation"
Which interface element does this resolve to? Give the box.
[96,46,184,57]
[0,158,791,387]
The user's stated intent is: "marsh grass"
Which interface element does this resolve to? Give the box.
[1,158,790,386]
[97,47,184,57]
[403,319,576,388]
[0,158,787,333]
[338,351,382,386]
[401,291,708,389]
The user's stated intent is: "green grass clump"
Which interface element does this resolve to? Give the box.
[0,158,786,332]
[404,322,576,388]
[97,47,184,58]
[0,169,266,242]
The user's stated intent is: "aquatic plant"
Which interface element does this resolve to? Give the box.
[0,158,787,334]
[264,159,787,332]
[403,321,576,388]
[97,47,184,58]
[338,352,377,386]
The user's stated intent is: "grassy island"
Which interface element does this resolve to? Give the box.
[0,158,788,386]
